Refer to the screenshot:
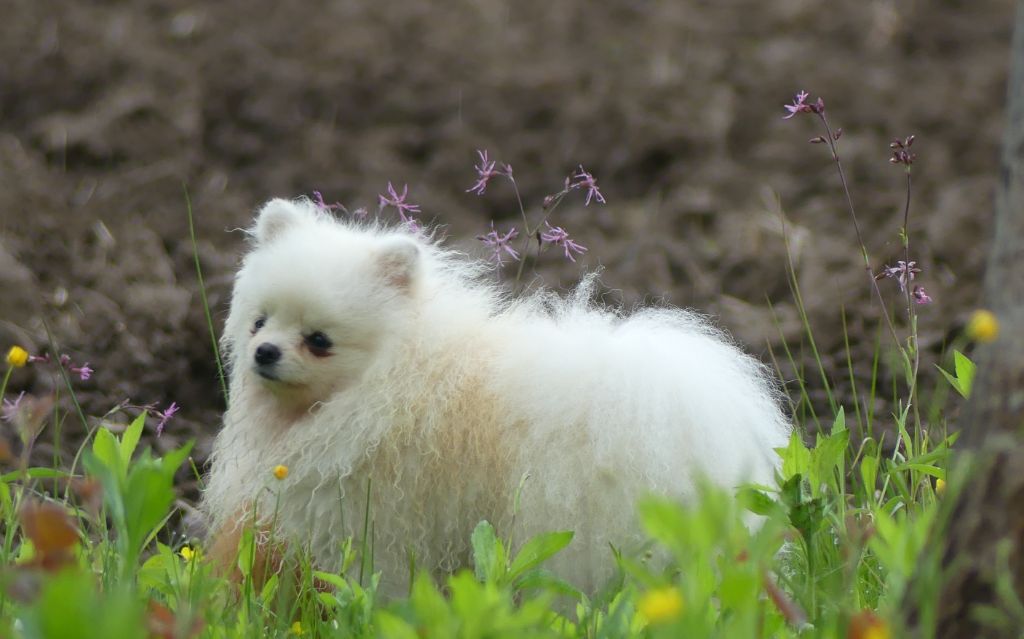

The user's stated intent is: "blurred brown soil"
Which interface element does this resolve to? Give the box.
[0,0,1012,500]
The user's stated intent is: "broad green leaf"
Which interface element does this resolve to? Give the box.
[813,428,850,492]
[508,530,573,581]
[122,463,175,560]
[92,427,123,481]
[936,365,964,397]
[374,612,419,639]
[936,350,977,399]
[470,520,502,582]
[159,441,194,481]
[861,455,878,496]
[119,412,146,469]
[736,486,782,517]
[953,350,976,398]
[408,573,452,631]
[313,571,349,591]
[831,406,847,434]
[513,567,582,599]
[779,431,812,481]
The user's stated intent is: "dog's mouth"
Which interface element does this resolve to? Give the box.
[254,366,305,390]
[256,368,280,381]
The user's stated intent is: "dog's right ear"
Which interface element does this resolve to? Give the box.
[252,199,308,244]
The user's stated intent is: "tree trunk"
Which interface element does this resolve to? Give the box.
[923,2,1024,636]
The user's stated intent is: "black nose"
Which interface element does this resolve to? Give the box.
[254,343,281,366]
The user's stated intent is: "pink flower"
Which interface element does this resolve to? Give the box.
[569,165,606,206]
[783,91,824,119]
[155,401,180,436]
[2,391,25,422]
[477,222,520,265]
[878,260,921,293]
[71,363,93,381]
[312,191,343,212]
[378,182,422,223]
[912,285,932,305]
[540,222,588,262]
[466,150,511,196]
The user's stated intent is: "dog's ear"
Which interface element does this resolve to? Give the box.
[252,199,309,244]
[377,237,420,289]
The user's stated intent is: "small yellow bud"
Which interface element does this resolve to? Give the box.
[290,621,304,635]
[638,586,684,625]
[179,546,195,561]
[935,478,946,496]
[6,346,29,368]
[273,465,289,480]
[965,309,999,343]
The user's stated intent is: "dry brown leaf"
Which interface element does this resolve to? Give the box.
[19,500,79,556]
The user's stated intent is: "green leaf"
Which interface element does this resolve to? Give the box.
[936,365,963,397]
[313,571,349,591]
[861,455,879,496]
[953,350,976,398]
[513,567,582,599]
[936,350,977,399]
[813,428,850,492]
[374,612,419,639]
[778,431,811,481]
[92,427,123,481]
[119,412,146,469]
[158,441,194,481]
[470,520,503,583]
[122,463,176,560]
[736,486,782,517]
[831,406,847,434]
[0,468,70,483]
[507,530,574,582]
[408,573,452,631]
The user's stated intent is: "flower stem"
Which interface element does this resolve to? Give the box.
[817,114,906,358]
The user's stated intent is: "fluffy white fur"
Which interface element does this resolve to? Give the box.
[202,198,791,594]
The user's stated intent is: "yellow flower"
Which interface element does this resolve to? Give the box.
[965,309,999,343]
[6,346,29,368]
[273,465,289,480]
[179,546,196,561]
[847,611,891,639]
[290,621,304,635]
[638,586,684,625]
[935,478,946,496]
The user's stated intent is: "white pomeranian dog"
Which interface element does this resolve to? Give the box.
[201,197,790,594]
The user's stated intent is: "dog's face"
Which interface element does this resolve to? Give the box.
[225,199,419,409]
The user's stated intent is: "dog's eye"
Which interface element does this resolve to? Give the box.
[253,316,267,333]
[305,331,333,354]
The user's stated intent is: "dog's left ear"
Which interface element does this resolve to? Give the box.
[252,199,310,245]
[377,237,420,289]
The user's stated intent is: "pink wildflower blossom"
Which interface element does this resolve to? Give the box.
[155,401,180,436]
[540,222,588,262]
[570,165,606,206]
[912,285,932,305]
[477,223,520,265]
[466,150,511,196]
[378,182,421,222]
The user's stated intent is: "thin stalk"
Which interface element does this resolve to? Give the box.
[184,185,229,404]
[510,179,568,292]
[816,114,904,355]
[899,169,923,436]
